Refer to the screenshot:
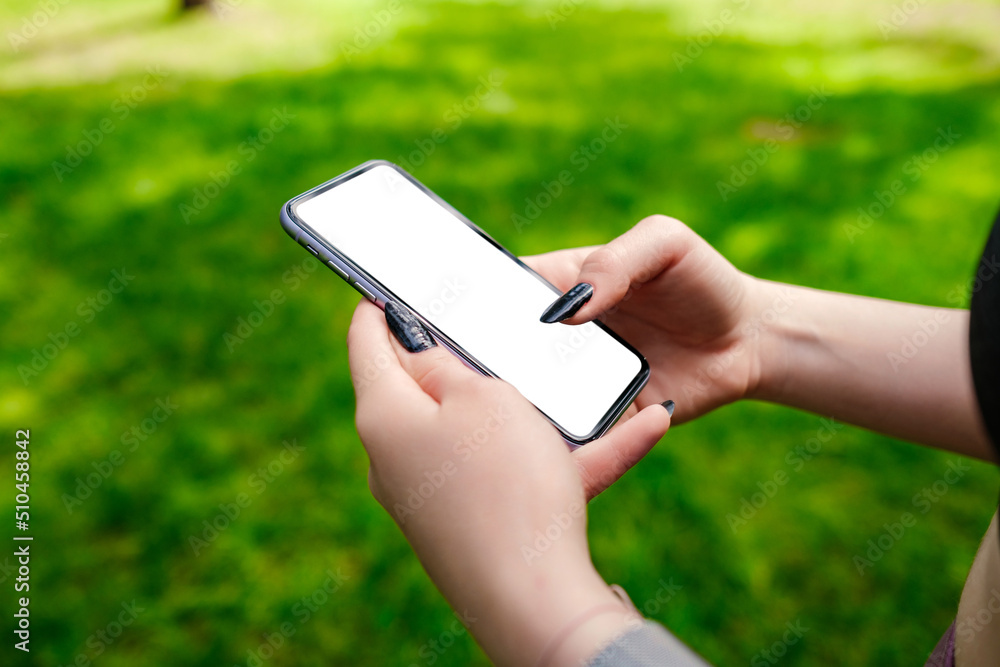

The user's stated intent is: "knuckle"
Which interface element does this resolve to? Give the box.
[583,246,623,278]
[641,213,685,232]
[414,362,447,392]
[640,214,693,249]
[490,379,522,404]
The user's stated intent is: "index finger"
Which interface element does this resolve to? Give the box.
[557,215,696,324]
[346,300,435,410]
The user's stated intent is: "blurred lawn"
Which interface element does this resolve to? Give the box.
[2,1,1000,665]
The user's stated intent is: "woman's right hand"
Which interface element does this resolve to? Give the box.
[523,215,777,423]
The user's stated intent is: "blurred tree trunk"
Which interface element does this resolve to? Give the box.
[180,0,212,10]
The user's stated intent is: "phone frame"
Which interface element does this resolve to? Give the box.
[280,159,650,445]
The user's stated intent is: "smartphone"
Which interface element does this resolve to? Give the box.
[279,160,649,445]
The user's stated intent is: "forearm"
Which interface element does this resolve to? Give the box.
[749,279,992,461]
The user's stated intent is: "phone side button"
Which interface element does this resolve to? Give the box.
[305,245,319,257]
[353,282,376,303]
[327,260,349,281]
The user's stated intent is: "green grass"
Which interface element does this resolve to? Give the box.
[2,1,999,665]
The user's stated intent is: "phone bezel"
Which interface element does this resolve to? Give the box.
[280,159,650,445]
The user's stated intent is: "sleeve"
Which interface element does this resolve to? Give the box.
[969,213,1000,453]
[585,621,713,667]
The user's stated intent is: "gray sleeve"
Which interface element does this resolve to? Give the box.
[585,621,712,667]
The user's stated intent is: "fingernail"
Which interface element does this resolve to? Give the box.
[540,283,594,323]
[385,301,437,353]
[661,400,675,417]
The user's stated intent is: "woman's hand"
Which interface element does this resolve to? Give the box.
[526,215,995,460]
[347,300,672,666]
[524,215,770,423]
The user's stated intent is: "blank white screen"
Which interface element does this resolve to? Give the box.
[295,165,643,440]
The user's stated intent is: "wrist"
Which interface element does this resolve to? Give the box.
[469,550,636,667]
[517,572,638,667]
[742,276,800,403]
[541,599,640,667]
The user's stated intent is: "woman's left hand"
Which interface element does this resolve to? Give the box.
[347,300,672,666]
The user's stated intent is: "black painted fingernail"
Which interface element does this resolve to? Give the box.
[385,301,436,353]
[661,400,675,417]
[540,283,594,323]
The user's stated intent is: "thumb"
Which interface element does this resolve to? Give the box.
[573,401,674,501]
[385,301,479,403]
